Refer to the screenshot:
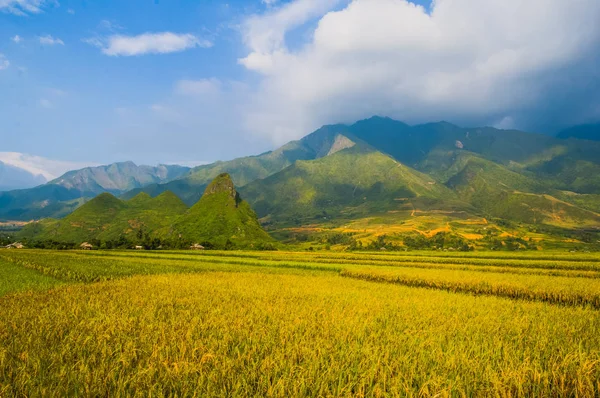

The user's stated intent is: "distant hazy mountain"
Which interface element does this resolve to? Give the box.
[50,161,190,193]
[0,162,190,221]
[557,123,600,141]
[0,161,47,191]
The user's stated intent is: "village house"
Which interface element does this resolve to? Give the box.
[80,242,94,250]
[5,242,25,249]
[190,243,205,250]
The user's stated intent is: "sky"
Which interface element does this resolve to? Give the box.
[0,0,599,175]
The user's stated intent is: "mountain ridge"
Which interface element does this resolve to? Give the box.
[6,116,600,247]
[0,162,190,221]
[20,173,272,249]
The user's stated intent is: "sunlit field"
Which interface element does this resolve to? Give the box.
[1,249,600,396]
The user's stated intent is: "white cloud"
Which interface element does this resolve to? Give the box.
[0,0,54,16]
[11,35,22,43]
[66,8,74,14]
[175,78,222,96]
[38,34,64,46]
[87,32,212,56]
[0,54,9,70]
[0,152,93,180]
[239,0,344,73]
[238,0,600,143]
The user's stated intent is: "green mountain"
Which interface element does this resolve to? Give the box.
[344,117,600,196]
[174,173,273,247]
[0,162,189,221]
[346,117,557,167]
[9,116,600,244]
[125,117,600,207]
[20,174,272,248]
[443,153,600,227]
[122,125,357,205]
[20,191,188,243]
[240,144,464,226]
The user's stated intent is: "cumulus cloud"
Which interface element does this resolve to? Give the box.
[0,54,9,70]
[237,0,600,143]
[86,32,213,56]
[0,0,54,15]
[0,152,94,180]
[38,34,64,45]
[11,35,22,43]
[239,0,344,73]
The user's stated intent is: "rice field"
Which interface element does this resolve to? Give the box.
[1,249,600,396]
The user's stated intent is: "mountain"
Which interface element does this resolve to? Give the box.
[557,123,600,141]
[19,191,187,243]
[116,117,600,239]
[20,174,272,248]
[174,173,273,247]
[126,117,600,206]
[122,125,357,205]
[443,153,600,227]
[50,162,190,193]
[240,144,463,226]
[9,116,600,244]
[0,162,190,221]
[345,117,557,167]
[0,161,47,191]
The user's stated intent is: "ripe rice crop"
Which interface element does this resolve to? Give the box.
[341,266,600,308]
[1,272,599,396]
[1,249,600,396]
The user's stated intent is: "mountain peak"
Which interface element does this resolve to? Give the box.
[327,134,356,156]
[203,173,238,201]
[352,116,409,129]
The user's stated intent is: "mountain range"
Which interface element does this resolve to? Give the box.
[122,117,600,228]
[20,173,272,249]
[0,162,189,220]
[5,116,600,247]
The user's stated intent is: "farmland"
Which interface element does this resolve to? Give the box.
[1,249,600,396]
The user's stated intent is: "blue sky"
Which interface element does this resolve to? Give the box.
[0,0,598,174]
[1,0,275,166]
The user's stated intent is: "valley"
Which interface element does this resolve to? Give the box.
[4,2,600,396]
[4,117,600,251]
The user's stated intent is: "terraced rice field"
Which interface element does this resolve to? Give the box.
[1,249,599,396]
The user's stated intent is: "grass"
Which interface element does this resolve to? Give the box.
[0,249,600,396]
